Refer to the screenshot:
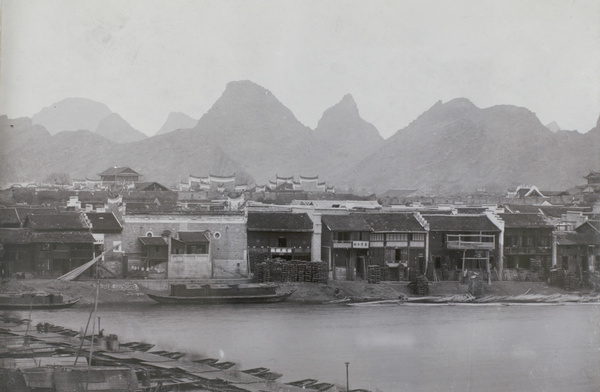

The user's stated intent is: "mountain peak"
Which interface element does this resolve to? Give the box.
[444,97,477,110]
[32,97,112,134]
[198,80,303,134]
[95,113,147,143]
[315,94,383,157]
[340,93,356,105]
[155,112,197,136]
[224,80,271,95]
[545,121,561,132]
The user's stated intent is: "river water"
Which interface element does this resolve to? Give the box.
[5,302,600,392]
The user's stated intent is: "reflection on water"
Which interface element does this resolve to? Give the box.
[7,302,600,392]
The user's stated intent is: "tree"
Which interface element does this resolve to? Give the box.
[44,172,72,186]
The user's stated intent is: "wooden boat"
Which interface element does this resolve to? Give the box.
[347,299,402,307]
[0,292,80,310]
[147,283,295,305]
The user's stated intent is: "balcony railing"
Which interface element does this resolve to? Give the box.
[332,241,369,249]
[505,246,551,255]
[446,234,495,250]
[332,241,352,249]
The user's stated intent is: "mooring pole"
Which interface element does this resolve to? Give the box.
[345,362,350,391]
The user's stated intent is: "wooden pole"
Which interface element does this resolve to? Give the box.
[88,282,100,368]
[345,362,350,392]
[462,250,466,283]
[486,251,491,285]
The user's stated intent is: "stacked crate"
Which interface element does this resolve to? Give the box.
[410,275,429,296]
[529,257,542,273]
[253,260,329,283]
[468,274,484,297]
[563,272,579,291]
[367,265,381,284]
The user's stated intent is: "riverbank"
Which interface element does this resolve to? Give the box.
[0,278,593,305]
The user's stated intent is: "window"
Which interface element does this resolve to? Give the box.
[146,231,153,237]
[411,233,425,242]
[395,248,408,261]
[370,233,384,241]
[213,232,221,240]
[334,232,352,241]
[113,241,122,253]
[278,237,288,247]
[537,237,550,247]
[387,233,407,241]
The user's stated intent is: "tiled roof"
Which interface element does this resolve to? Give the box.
[0,228,32,244]
[422,214,500,232]
[77,191,109,203]
[321,215,372,232]
[25,213,89,231]
[86,212,122,232]
[503,204,592,218]
[378,189,419,198]
[363,213,426,232]
[178,231,210,243]
[417,210,453,215]
[0,208,21,227]
[503,204,542,214]
[15,207,57,221]
[456,207,488,214]
[31,231,95,244]
[575,220,600,234]
[98,167,140,176]
[139,236,168,246]
[247,212,313,232]
[555,232,600,246]
[498,213,554,228]
[135,182,171,191]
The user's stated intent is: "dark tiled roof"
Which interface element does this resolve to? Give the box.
[498,213,554,229]
[31,231,95,244]
[25,213,89,231]
[503,204,542,214]
[0,208,21,227]
[247,212,313,232]
[363,213,426,232]
[98,167,140,176]
[321,215,372,232]
[0,228,32,244]
[423,214,500,232]
[417,210,453,215]
[15,207,57,221]
[456,207,488,214]
[178,231,210,243]
[86,212,122,232]
[139,236,168,246]
[539,206,589,218]
[378,189,418,198]
[77,191,109,203]
[135,182,171,191]
[503,204,592,218]
[575,221,600,234]
[555,232,600,246]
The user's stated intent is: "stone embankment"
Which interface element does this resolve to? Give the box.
[1,278,597,305]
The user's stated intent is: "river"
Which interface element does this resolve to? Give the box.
[5,302,600,392]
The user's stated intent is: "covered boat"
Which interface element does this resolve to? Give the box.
[147,283,295,304]
[0,292,79,310]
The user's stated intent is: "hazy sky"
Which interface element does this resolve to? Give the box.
[1,0,599,138]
